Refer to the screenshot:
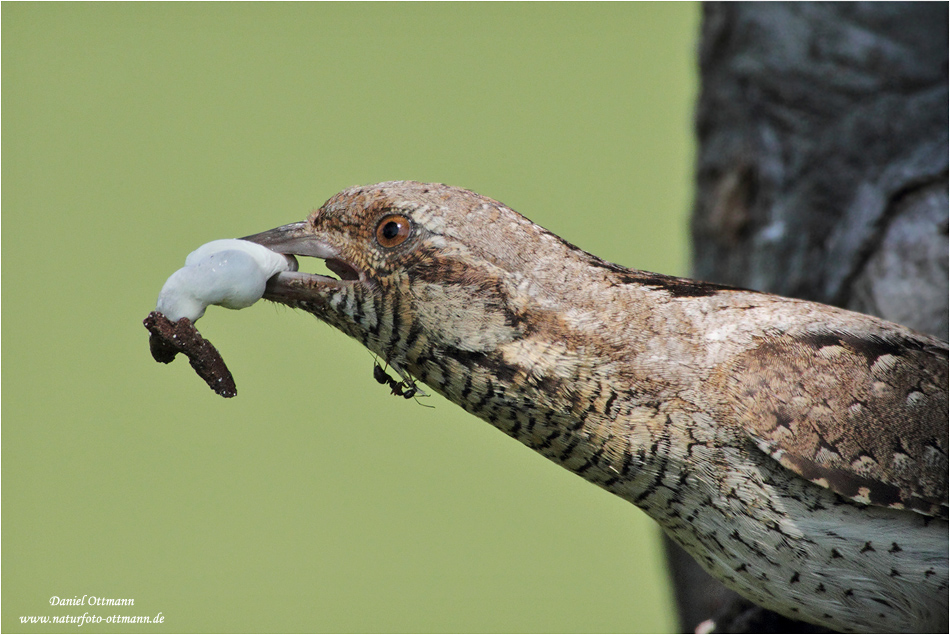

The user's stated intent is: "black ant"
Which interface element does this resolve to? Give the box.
[373,359,432,407]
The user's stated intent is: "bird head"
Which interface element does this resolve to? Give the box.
[242,181,573,378]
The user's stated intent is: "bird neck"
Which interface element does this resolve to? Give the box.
[399,298,678,502]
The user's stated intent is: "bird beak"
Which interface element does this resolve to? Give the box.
[242,221,339,260]
[242,221,362,305]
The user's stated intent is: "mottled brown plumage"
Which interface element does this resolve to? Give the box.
[244,181,948,633]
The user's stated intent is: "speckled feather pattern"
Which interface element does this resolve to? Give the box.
[250,181,948,633]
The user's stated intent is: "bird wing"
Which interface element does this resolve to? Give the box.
[718,328,948,519]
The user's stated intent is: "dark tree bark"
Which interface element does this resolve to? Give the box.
[676,2,948,632]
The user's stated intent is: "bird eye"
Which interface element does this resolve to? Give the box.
[375,214,412,248]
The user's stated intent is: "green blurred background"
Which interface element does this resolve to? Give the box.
[3,3,698,632]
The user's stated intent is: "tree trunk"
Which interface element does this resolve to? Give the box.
[675,2,948,632]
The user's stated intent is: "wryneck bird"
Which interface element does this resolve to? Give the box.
[244,181,948,633]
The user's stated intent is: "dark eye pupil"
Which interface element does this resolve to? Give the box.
[382,221,400,240]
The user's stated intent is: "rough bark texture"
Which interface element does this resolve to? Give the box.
[677,2,949,632]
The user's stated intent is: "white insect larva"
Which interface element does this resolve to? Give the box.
[156,239,296,322]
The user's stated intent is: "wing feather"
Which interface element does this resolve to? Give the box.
[719,328,948,519]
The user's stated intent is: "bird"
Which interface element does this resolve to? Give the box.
[242,180,948,633]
